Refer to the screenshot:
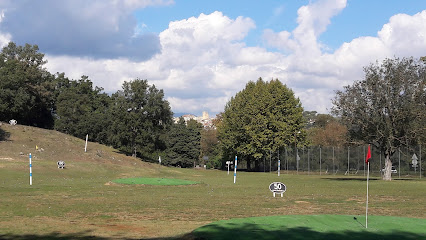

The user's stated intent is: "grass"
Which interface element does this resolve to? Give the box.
[112,177,199,185]
[0,124,425,239]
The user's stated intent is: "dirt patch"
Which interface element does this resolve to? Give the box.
[0,157,14,161]
[295,201,310,204]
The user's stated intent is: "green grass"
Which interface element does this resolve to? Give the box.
[112,177,200,185]
[1,124,425,239]
[193,215,426,240]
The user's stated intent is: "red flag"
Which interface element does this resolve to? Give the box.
[365,145,371,163]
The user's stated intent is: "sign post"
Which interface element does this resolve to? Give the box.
[269,182,286,197]
[233,156,237,184]
[412,154,418,173]
[226,161,231,175]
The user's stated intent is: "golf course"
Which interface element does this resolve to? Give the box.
[1,124,425,239]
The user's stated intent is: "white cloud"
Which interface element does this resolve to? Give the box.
[42,2,426,116]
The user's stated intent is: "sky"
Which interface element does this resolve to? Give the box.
[1,0,425,116]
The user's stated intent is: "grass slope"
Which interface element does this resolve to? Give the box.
[192,215,426,240]
[1,123,425,239]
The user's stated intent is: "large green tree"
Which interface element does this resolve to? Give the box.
[165,118,202,168]
[218,78,305,171]
[108,79,172,160]
[0,42,54,128]
[54,76,111,143]
[332,57,425,180]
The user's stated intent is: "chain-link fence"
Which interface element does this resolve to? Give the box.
[254,145,424,178]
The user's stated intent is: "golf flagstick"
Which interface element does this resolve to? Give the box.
[365,145,371,229]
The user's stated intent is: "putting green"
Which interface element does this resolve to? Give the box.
[192,215,426,240]
[111,177,199,185]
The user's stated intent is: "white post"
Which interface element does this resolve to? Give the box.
[333,147,335,175]
[227,161,230,175]
[233,156,237,184]
[320,147,322,175]
[278,150,280,177]
[420,145,422,179]
[29,153,32,186]
[85,134,88,152]
[366,161,370,228]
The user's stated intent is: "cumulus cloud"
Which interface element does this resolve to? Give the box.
[0,0,173,60]
[13,0,426,115]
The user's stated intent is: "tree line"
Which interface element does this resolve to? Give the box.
[1,42,424,180]
[0,42,201,164]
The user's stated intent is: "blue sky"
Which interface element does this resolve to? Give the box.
[1,0,425,116]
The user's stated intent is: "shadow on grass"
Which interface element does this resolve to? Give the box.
[0,127,10,141]
[0,231,181,240]
[323,177,379,181]
[0,225,424,240]
[189,223,425,240]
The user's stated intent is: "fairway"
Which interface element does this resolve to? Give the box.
[0,125,425,239]
[112,177,199,185]
[192,215,426,240]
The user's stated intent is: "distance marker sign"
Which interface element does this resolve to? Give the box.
[269,182,286,197]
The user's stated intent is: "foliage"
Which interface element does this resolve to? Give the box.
[218,78,305,170]
[0,42,54,128]
[165,118,202,167]
[332,57,426,180]
[108,79,173,160]
[54,76,111,143]
[305,113,348,147]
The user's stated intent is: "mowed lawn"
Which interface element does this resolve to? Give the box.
[0,124,425,239]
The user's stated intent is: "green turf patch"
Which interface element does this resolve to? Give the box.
[192,215,426,240]
[111,177,199,185]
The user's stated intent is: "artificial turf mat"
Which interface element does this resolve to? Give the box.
[192,214,426,240]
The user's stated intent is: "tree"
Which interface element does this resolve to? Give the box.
[218,78,305,171]
[108,79,172,160]
[54,76,111,143]
[165,118,202,167]
[332,57,426,180]
[0,42,54,128]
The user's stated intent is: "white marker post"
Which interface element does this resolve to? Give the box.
[233,156,237,184]
[85,134,88,152]
[29,153,32,186]
[226,161,231,175]
[158,156,162,165]
[278,150,280,176]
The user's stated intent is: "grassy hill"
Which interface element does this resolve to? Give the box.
[0,123,425,240]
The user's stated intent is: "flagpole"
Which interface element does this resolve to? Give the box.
[365,144,371,229]
[366,161,369,228]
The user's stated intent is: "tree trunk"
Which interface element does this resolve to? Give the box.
[246,157,251,171]
[383,154,392,181]
[254,160,260,172]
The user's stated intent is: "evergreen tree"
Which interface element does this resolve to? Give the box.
[165,118,202,167]
[54,76,111,143]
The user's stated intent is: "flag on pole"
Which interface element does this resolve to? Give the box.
[365,145,371,163]
[365,144,371,229]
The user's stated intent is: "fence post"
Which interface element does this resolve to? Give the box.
[398,148,401,179]
[347,146,350,175]
[333,147,335,175]
[320,146,322,175]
